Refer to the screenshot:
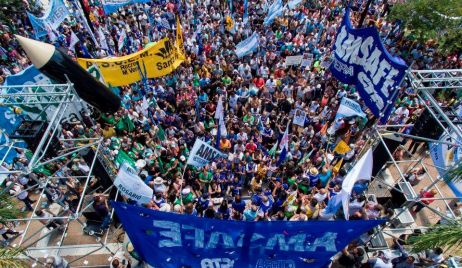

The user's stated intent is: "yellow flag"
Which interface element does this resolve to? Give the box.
[176,16,185,60]
[77,38,183,87]
[334,140,351,155]
[333,158,343,173]
[225,15,234,31]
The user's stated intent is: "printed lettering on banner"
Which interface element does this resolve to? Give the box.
[330,8,407,123]
[77,38,184,86]
[111,202,384,268]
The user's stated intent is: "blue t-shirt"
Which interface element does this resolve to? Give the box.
[232,200,246,213]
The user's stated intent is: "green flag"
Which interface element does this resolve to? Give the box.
[298,149,314,166]
[157,124,166,141]
[268,141,278,158]
[115,150,136,168]
[124,115,135,132]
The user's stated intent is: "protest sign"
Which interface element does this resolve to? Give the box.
[285,55,303,66]
[301,53,314,67]
[77,38,184,86]
[293,109,306,126]
[112,202,384,268]
[330,8,407,123]
[114,163,153,204]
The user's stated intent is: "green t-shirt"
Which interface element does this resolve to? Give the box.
[199,171,213,183]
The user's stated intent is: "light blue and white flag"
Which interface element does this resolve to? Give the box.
[187,139,226,168]
[27,0,70,38]
[335,97,367,119]
[287,0,303,9]
[118,29,127,51]
[277,122,290,166]
[243,0,249,24]
[68,30,80,51]
[102,0,150,14]
[235,32,259,58]
[264,0,283,26]
[159,18,171,30]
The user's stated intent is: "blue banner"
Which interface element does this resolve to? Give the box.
[330,9,407,123]
[0,106,25,164]
[103,0,151,14]
[112,202,384,268]
[27,0,70,38]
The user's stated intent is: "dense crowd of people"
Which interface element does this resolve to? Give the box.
[0,0,461,266]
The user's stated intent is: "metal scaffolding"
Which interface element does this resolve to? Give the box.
[0,83,119,266]
[366,69,462,249]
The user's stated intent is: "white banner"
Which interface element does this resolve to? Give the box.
[335,97,367,119]
[187,139,226,168]
[114,163,153,204]
[293,109,306,126]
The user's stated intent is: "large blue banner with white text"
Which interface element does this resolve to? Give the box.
[330,9,407,123]
[103,0,151,14]
[27,0,70,38]
[112,202,384,268]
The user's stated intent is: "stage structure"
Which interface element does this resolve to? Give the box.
[0,69,461,265]
[366,69,462,250]
[0,82,120,267]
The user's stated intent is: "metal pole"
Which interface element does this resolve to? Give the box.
[358,0,373,27]
[381,130,461,147]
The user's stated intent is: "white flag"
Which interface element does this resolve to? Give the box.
[341,148,373,220]
[114,163,153,205]
[141,97,150,116]
[118,29,127,51]
[187,139,226,168]
[215,95,224,120]
[98,27,109,50]
[69,30,80,50]
[218,113,227,136]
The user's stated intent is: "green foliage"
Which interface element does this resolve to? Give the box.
[444,161,462,183]
[390,0,462,54]
[0,192,25,224]
[0,247,27,268]
[409,223,462,253]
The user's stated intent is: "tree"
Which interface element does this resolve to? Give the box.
[409,223,462,254]
[389,0,462,54]
[0,247,27,268]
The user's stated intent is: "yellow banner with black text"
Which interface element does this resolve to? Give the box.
[77,38,183,87]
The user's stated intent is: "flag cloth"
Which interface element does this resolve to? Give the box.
[298,149,313,165]
[97,27,109,51]
[235,32,260,58]
[277,123,289,166]
[243,0,249,24]
[268,141,278,157]
[157,124,166,141]
[115,150,137,168]
[341,149,373,220]
[333,158,344,173]
[214,95,224,120]
[263,0,283,26]
[69,30,80,50]
[175,15,186,60]
[118,29,127,51]
[334,140,351,155]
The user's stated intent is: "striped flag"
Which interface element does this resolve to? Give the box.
[298,149,313,166]
[276,123,289,166]
[118,29,127,51]
[268,141,278,158]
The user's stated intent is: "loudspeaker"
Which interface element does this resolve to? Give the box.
[411,108,444,140]
[372,134,403,176]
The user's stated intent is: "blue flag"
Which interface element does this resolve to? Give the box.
[277,123,289,166]
[27,0,70,38]
[112,202,384,268]
[243,0,249,24]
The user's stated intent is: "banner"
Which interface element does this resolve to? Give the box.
[175,16,186,60]
[330,9,407,123]
[334,140,351,155]
[0,107,25,164]
[335,97,367,119]
[429,132,462,199]
[27,0,70,38]
[293,109,306,126]
[114,163,153,204]
[285,55,303,66]
[235,32,259,58]
[112,202,384,268]
[187,139,226,168]
[77,38,184,86]
[102,0,150,14]
[3,66,55,120]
